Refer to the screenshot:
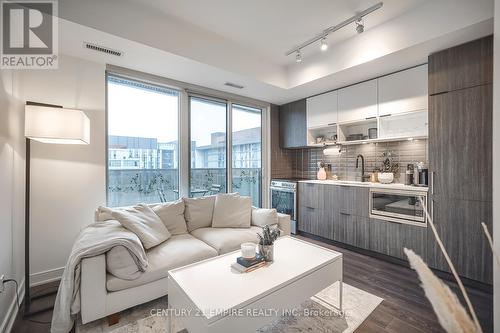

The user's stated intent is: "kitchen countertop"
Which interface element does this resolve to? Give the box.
[298,179,429,192]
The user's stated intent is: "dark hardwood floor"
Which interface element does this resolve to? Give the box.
[11,236,493,333]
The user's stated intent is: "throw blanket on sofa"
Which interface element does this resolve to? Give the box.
[51,220,148,333]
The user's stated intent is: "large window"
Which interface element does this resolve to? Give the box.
[189,97,227,197]
[107,75,179,206]
[232,104,262,206]
[106,71,267,208]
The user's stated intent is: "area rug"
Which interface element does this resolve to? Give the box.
[76,282,382,333]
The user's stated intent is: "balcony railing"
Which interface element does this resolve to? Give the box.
[107,168,261,207]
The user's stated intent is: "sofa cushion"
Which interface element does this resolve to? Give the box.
[106,233,218,292]
[107,204,171,249]
[106,245,141,280]
[212,194,252,228]
[251,208,279,227]
[183,196,216,232]
[152,199,188,235]
[190,226,261,254]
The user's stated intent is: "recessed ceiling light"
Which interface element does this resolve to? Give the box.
[320,37,328,51]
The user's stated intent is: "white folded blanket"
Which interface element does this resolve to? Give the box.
[51,220,148,333]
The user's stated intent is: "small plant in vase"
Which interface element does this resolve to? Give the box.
[257,225,280,262]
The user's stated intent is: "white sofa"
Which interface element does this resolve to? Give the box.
[80,197,291,324]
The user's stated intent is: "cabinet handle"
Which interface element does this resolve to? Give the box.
[327,122,337,126]
[365,116,377,120]
[340,211,350,216]
[305,206,315,210]
[380,114,391,118]
[430,171,435,195]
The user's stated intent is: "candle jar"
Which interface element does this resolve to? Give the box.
[241,242,256,259]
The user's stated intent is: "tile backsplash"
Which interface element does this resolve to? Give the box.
[288,139,428,182]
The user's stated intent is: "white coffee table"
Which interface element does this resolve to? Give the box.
[167,236,343,333]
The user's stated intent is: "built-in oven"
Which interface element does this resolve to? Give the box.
[369,188,428,227]
[270,179,297,234]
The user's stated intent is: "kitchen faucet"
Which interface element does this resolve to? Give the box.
[356,154,370,182]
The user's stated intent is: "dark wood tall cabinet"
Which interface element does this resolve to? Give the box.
[279,99,307,148]
[427,36,493,284]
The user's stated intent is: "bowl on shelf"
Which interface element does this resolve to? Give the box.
[378,172,394,184]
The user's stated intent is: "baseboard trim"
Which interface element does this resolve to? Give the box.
[0,277,25,333]
[30,267,64,287]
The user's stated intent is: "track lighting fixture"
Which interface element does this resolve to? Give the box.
[320,37,328,51]
[285,2,383,62]
[356,18,364,34]
[295,50,302,63]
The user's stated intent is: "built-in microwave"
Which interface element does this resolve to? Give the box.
[369,188,428,227]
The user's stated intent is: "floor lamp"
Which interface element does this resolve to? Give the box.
[24,102,90,315]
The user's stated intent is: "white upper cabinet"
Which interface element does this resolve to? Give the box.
[306,90,338,128]
[338,79,377,123]
[378,64,428,116]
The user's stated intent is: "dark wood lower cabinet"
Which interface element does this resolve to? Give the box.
[297,183,491,285]
[427,196,493,284]
[335,213,369,249]
[369,218,403,259]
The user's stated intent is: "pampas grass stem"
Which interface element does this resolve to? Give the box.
[481,222,500,267]
[420,198,482,333]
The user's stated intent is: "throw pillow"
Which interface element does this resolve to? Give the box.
[152,199,188,235]
[106,245,141,280]
[212,194,252,228]
[251,208,279,227]
[183,196,216,232]
[109,204,171,249]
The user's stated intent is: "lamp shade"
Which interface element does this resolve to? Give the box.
[25,105,90,144]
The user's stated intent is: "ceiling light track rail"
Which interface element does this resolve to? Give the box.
[285,2,383,57]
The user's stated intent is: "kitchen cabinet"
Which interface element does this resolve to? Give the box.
[338,79,378,122]
[427,35,493,284]
[429,36,493,95]
[299,182,321,209]
[306,90,338,128]
[369,218,403,259]
[298,205,320,236]
[336,186,369,217]
[298,183,324,237]
[279,99,307,148]
[369,218,427,259]
[335,214,369,249]
[429,85,492,202]
[378,64,428,116]
[427,197,493,284]
[298,184,333,239]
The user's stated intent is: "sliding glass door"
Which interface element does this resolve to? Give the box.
[107,75,179,206]
[231,104,262,207]
[189,96,227,197]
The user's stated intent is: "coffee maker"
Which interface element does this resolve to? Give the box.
[412,162,429,187]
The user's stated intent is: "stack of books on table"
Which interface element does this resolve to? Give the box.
[231,253,267,273]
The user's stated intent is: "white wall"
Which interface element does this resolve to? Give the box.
[493,0,500,331]
[15,55,107,284]
[0,70,26,332]
[0,54,106,330]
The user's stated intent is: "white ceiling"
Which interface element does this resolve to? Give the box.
[131,0,427,66]
[57,0,494,104]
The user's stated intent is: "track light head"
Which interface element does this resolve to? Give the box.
[356,18,364,34]
[320,37,328,51]
[295,50,302,63]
